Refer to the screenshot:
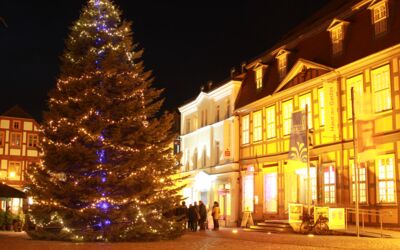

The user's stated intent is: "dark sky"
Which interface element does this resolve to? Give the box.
[0,0,329,121]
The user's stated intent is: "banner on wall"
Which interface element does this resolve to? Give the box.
[323,81,339,139]
[288,110,307,167]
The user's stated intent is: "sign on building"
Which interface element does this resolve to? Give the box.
[323,81,339,139]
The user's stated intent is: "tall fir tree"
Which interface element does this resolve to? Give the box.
[26,0,182,241]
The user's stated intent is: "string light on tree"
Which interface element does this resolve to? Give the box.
[26,0,182,242]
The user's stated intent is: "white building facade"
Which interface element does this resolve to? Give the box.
[179,79,241,227]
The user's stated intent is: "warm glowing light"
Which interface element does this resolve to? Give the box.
[232,229,238,234]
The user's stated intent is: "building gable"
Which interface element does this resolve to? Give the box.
[274,59,333,93]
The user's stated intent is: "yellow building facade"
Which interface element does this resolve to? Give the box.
[235,0,400,226]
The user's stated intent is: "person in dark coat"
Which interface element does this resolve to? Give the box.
[198,200,207,230]
[176,201,188,230]
[188,203,199,232]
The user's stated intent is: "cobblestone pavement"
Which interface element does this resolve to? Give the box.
[1,229,400,250]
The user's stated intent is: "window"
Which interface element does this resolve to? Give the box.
[377,154,395,203]
[216,105,220,122]
[28,134,39,148]
[242,115,250,144]
[278,56,287,79]
[324,164,336,204]
[350,160,367,203]
[8,161,21,181]
[330,26,344,55]
[372,64,391,112]
[186,118,191,133]
[193,148,198,170]
[299,93,313,129]
[370,1,388,36]
[266,106,276,139]
[0,131,4,146]
[346,74,363,119]
[10,133,22,148]
[185,149,190,171]
[318,88,325,126]
[253,110,262,142]
[201,110,208,127]
[243,173,254,212]
[215,141,220,165]
[282,100,293,135]
[202,146,207,168]
[255,67,263,89]
[13,121,20,130]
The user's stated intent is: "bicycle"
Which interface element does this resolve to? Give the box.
[300,213,329,235]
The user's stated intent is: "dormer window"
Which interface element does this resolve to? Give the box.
[369,0,389,37]
[275,49,289,80]
[327,19,349,56]
[255,67,263,90]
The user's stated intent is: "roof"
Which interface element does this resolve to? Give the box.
[0,183,26,198]
[1,105,33,119]
[235,0,400,109]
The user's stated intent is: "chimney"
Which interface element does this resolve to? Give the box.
[207,81,213,90]
[241,62,247,73]
[230,67,236,78]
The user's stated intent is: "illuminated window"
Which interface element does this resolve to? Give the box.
[10,132,22,148]
[370,1,388,36]
[376,154,395,203]
[318,88,325,126]
[28,134,39,148]
[282,100,293,135]
[330,26,344,55]
[13,121,20,130]
[264,171,277,213]
[243,173,254,212]
[372,64,391,112]
[242,115,250,144]
[350,160,367,203]
[346,74,363,119]
[278,56,287,80]
[299,93,313,129]
[324,164,336,204]
[8,161,21,180]
[0,131,4,146]
[266,106,276,139]
[253,110,262,142]
[255,67,263,89]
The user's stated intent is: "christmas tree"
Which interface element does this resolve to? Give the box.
[26,0,182,242]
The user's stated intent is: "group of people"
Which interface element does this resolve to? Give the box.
[176,200,220,232]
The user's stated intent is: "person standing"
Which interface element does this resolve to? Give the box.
[176,201,188,230]
[198,201,207,231]
[212,201,220,231]
[188,204,199,232]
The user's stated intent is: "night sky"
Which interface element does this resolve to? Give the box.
[1,0,329,121]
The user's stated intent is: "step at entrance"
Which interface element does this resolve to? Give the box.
[244,220,294,233]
